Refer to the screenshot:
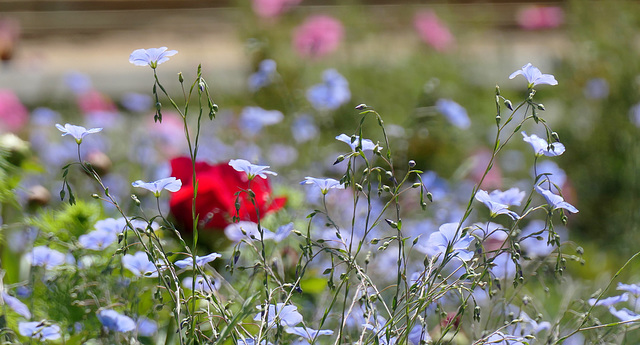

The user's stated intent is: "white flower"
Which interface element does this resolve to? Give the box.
[522,131,565,157]
[132,177,182,197]
[300,177,344,194]
[335,134,380,152]
[129,47,177,68]
[229,159,277,180]
[55,123,102,144]
[509,63,558,88]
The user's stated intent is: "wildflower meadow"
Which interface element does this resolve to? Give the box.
[0,1,639,344]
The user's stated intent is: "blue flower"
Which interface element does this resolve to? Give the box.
[239,106,284,136]
[97,309,136,332]
[174,252,222,269]
[121,252,158,277]
[78,229,116,250]
[129,47,177,69]
[273,223,294,242]
[136,317,158,337]
[418,222,474,262]
[248,59,277,92]
[522,131,565,157]
[229,159,277,180]
[307,69,351,111]
[629,103,640,128]
[335,134,380,153]
[408,324,432,345]
[583,78,609,100]
[534,160,566,192]
[490,252,517,280]
[120,92,152,113]
[588,293,628,307]
[94,217,128,234]
[435,99,471,129]
[609,307,640,322]
[487,188,526,206]
[55,123,102,144]
[535,185,578,213]
[518,220,555,258]
[223,221,289,242]
[509,63,558,88]
[19,321,61,341]
[132,177,182,197]
[291,114,318,143]
[301,177,345,195]
[2,292,31,318]
[182,275,218,293]
[485,331,526,345]
[618,282,640,295]
[254,303,303,328]
[285,326,334,341]
[31,246,66,269]
[475,189,520,220]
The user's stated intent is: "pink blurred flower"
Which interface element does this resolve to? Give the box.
[470,149,502,190]
[516,6,564,30]
[293,15,344,59]
[253,0,301,18]
[0,89,28,132]
[76,89,117,115]
[414,11,455,52]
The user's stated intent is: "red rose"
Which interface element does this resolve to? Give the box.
[169,157,286,232]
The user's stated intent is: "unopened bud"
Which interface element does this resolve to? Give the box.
[495,85,501,95]
[333,155,345,165]
[408,160,416,168]
[551,132,560,142]
[504,99,513,111]
[412,183,421,188]
[537,103,546,111]
[178,72,184,83]
[355,103,367,110]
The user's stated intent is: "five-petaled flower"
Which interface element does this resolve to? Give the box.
[132,177,182,197]
[254,303,303,328]
[300,177,345,195]
[418,222,474,263]
[97,309,136,332]
[509,63,558,88]
[174,252,222,269]
[229,159,277,180]
[335,134,380,153]
[55,123,102,144]
[535,185,578,213]
[121,252,159,278]
[129,47,177,69]
[475,189,523,220]
[522,131,565,157]
[19,321,61,341]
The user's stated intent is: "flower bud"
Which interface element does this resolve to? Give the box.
[355,103,367,110]
[537,103,546,111]
[408,160,416,168]
[178,72,184,83]
[504,99,513,111]
[551,131,560,142]
[495,85,501,95]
